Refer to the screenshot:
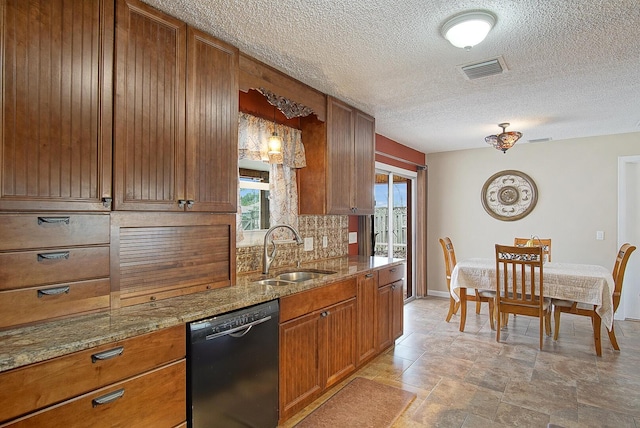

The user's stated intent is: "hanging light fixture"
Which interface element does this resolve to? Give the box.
[268,106,282,155]
[485,123,522,153]
[442,11,496,50]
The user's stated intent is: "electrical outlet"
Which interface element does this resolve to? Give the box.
[348,232,357,244]
[304,237,313,251]
[596,231,604,240]
[322,236,328,248]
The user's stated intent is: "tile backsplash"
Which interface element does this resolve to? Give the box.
[236,215,349,274]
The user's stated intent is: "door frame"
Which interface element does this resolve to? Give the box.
[374,162,417,301]
[618,155,640,320]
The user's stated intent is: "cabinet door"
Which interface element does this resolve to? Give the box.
[357,271,378,365]
[0,0,113,212]
[114,0,186,211]
[391,280,404,341]
[279,312,322,420]
[322,298,357,389]
[377,283,393,351]
[186,27,238,212]
[353,110,375,214]
[326,97,354,214]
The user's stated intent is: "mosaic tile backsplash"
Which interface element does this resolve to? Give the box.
[236,215,349,274]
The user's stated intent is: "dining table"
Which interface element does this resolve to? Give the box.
[450,258,615,355]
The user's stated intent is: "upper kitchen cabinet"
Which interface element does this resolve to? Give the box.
[0,0,114,212]
[299,97,375,215]
[114,0,238,212]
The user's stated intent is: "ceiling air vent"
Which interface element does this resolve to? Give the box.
[458,56,507,80]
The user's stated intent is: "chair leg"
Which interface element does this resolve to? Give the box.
[545,311,552,336]
[553,308,561,340]
[608,322,620,351]
[496,306,501,342]
[475,300,481,314]
[446,297,457,322]
[488,298,495,331]
[539,315,544,350]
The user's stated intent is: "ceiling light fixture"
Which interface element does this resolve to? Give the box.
[442,11,496,50]
[485,123,522,153]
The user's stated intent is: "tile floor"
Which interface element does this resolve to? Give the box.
[280,297,640,428]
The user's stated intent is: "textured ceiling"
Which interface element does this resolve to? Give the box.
[142,0,640,154]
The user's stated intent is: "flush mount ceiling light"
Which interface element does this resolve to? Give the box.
[485,123,523,153]
[442,11,496,50]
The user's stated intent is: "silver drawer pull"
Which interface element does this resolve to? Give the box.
[91,346,125,363]
[37,286,70,298]
[37,251,70,261]
[365,273,374,278]
[390,268,397,272]
[37,216,70,225]
[92,389,125,407]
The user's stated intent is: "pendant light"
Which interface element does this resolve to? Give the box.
[485,123,522,153]
[268,106,282,155]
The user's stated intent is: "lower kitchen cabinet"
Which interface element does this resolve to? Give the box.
[377,265,405,351]
[279,278,357,422]
[0,325,186,427]
[356,270,378,365]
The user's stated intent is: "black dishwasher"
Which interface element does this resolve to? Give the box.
[187,300,279,428]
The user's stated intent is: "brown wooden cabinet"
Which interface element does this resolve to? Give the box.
[279,278,357,422]
[299,97,375,215]
[356,270,378,365]
[0,0,113,212]
[114,0,238,213]
[377,265,405,351]
[0,325,186,427]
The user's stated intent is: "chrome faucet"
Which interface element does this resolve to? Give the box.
[262,224,304,275]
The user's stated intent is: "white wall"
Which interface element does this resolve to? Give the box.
[426,131,640,296]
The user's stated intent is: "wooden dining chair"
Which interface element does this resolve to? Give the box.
[440,237,495,329]
[495,244,551,350]
[514,237,552,262]
[552,243,636,355]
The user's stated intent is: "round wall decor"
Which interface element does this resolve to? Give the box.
[481,170,538,221]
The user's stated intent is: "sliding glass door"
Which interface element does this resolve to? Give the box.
[373,164,416,300]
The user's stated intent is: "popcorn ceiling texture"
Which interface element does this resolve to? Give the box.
[142,0,640,154]
[236,215,349,274]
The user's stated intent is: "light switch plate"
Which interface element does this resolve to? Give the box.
[596,231,604,240]
[304,237,313,251]
[348,232,357,244]
[322,236,328,248]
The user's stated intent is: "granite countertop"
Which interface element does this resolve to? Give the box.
[0,256,403,373]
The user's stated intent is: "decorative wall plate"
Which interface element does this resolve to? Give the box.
[481,170,538,221]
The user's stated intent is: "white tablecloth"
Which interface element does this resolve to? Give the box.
[450,258,615,330]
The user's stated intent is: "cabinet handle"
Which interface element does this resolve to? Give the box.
[178,199,187,208]
[102,197,112,208]
[37,216,70,225]
[186,200,195,209]
[37,251,70,261]
[390,268,397,272]
[320,311,329,317]
[91,346,125,363]
[92,389,125,407]
[37,286,70,298]
[365,273,374,278]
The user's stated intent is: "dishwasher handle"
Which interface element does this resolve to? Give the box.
[204,315,272,341]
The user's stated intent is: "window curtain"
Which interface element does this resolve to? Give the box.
[237,112,306,241]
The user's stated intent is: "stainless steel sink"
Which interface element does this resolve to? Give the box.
[274,269,336,283]
[254,279,296,287]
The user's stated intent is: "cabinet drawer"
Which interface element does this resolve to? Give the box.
[0,325,186,423]
[0,279,110,329]
[2,360,186,428]
[280,278,357,323]
[378,264,404,286]
[0,246,110,290]
[0,214,109,251]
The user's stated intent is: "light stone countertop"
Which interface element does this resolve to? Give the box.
[0,256,403,373]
